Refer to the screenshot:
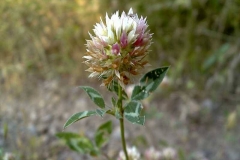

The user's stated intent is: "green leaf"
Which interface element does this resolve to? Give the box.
[111,97,122,119]
[56,132,96,154]
[131,85,149,100]
[131,67,169,100]
[64,110,96,129]
[94,121,112,148]
[124,101,145,125]
[111,97,117,107]
[95,108,109,117]
[140,67,169,91]
[80,86,105,108]
[107,81,128,100]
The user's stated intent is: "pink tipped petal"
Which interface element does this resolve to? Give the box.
[134,33,144,46]
[120,31,128,48]
[112,43,120,55]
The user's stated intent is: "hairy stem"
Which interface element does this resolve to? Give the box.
[118,83,129,160]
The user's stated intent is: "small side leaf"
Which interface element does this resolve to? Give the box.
[80,86,105,108]
[131,67,169,100]
[56,132,96,154]
[94,121,112,148]
[124,101,145,125]
[64,110,96,129]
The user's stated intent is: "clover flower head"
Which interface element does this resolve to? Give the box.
[118,146,140,160]
[84,8,152,87]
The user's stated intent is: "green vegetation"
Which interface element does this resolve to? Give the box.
[133,0,240,94]
[0,0,100,92]
[1,0,239,96]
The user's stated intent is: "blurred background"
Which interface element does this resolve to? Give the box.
[0,0,240,159]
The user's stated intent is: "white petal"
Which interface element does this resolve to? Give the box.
[101,36,109,43]
[115,70,121,79]
[89,72,99,78]
[107,29,115,44]
[128,8,133,15]
[105,13,111,28]
[127,30,136,42]
[115,25,121,40]
[83,56,92,60]
[86,68,94,72]
[100,17,106,27]
[88,32,94,39]
[122,17,128,31]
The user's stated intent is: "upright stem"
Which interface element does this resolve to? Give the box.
[118,83,129,160]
